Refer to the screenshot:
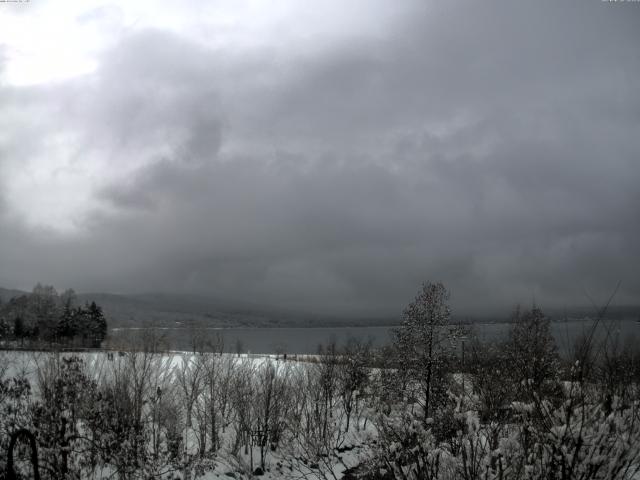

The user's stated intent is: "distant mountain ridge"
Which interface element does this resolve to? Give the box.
[0,287,395,329]
[1,287,638,329]
[0,287,27,303]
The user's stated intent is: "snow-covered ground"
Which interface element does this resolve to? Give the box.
[0,349,377,480]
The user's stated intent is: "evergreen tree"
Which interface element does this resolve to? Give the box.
[56,303,78,341]
[87,302,107,347]
[13,316,26,345]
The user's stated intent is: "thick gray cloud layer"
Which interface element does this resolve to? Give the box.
[0,1,639,316]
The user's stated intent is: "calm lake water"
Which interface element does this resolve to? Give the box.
[109,318,640,355]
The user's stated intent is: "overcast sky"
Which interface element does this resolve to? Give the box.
[0,1,638,317]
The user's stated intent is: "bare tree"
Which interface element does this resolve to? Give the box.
[394,282,459,424]
[175,350,205,479]
[337,337,371,434]
[506,306,561,402]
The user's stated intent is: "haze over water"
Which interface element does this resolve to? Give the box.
[110,319,639,355]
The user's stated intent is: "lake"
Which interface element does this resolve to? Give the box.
[109,318,640,355]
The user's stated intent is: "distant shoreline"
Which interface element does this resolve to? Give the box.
[109,316,639,331]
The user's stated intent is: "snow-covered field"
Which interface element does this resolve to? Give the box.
[3,346,640,480]
[0,348,377,479]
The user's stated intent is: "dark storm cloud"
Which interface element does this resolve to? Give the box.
[1,1,639,316]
